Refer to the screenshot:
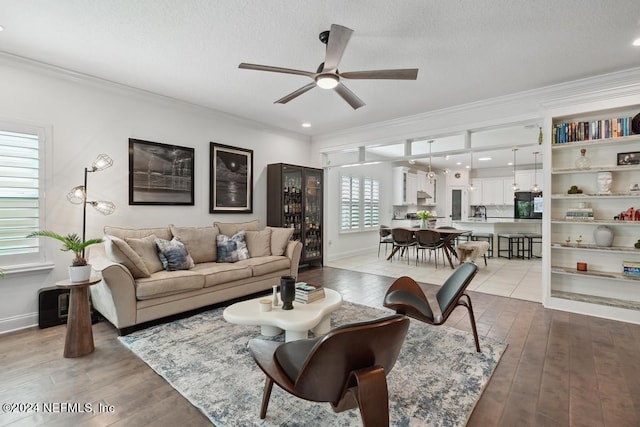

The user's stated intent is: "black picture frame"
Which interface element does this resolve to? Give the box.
[128,138,194,205]
[617,151,640,166]
[210,142,253,213]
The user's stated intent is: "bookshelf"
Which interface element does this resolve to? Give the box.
[545,105,640,323]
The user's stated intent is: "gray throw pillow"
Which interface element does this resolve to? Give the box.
[155,237,195,271]
[216,230,251,263]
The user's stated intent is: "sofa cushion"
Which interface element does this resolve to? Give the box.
[191,262,253,288]
[217,230,251,263]
[155,237,195,271]
[213,220,260,236]
[245,229,272,257]
[125,235,164,274]
[267,227,295,256]
[134,270,204,300]
[104,225,172,241]
[169,225,218,263]
[103,234,151,279]
[238,256,291,276]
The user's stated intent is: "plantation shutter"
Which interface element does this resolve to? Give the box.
[0,130,41,264]
[363,178,380,229]
[340,175,360,231]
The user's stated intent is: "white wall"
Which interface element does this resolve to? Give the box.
[0,56,311,333]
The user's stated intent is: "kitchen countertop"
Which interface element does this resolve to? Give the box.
[456,218,542,224]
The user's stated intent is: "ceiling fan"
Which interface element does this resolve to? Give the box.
[238,24,419,110]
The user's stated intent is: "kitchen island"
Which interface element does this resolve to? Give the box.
[453,219,542,258]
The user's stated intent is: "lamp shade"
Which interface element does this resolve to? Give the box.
[67,185,86,204]
[92,154,113,171]
[91,201,116,215]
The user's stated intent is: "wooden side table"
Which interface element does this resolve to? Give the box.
[56,276,100,358]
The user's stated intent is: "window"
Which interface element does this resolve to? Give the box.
[340,175,380,231]
[0,124,46,267]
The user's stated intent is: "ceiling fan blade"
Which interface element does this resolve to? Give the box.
[323,24,354,71]
[239,63,314,78]
[274,82,317,104]
[334,83,365,110]
[340,68,419,80]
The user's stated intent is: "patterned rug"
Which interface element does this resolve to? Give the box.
[119,301,506,426]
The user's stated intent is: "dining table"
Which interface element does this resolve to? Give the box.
[385,227,472,269]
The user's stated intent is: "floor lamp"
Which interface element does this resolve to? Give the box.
[67,154,115,257]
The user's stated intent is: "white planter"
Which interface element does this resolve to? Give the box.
[593,225,614,247]
[69,264,92,282]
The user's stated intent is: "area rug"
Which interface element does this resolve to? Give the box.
[119,302,506,426]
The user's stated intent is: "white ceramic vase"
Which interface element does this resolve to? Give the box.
[69,264,92,282]
[593,225,614,247]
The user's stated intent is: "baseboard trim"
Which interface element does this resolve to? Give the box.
[0,312,38,335]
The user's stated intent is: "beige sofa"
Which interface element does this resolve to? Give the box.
[88,221,302,334]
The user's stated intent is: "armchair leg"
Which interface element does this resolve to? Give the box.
[352,366,390,427]
[459,294,481,353]
[259,376,274,419]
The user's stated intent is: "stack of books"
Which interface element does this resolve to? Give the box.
[295,282,325,303]
[565,208,594,220]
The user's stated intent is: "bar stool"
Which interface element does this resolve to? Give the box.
[497,233,526,259]
[471,232,494,258]
[524,233,542,259]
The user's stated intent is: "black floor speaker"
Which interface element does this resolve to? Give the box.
[38,286,99,329]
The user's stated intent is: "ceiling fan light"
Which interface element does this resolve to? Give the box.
[316,74,339,89]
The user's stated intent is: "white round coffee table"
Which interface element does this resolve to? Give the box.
[223,288,343,341]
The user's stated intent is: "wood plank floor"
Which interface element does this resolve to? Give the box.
[2,266,640,426]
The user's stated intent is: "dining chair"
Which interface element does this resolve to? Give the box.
[248,315,410,426]
[378,225,394,258]
[390,228,416,264]
[414,229,446,268]
[382,262,481,352]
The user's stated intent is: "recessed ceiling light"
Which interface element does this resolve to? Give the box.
[301,122,311,128]
[633,38,640,46]
[0,25,4,32]
[456,162,462,165]
[478,157,492,161]
[507,162,513,166]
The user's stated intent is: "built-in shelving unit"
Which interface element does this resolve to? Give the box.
[545,105,640,323]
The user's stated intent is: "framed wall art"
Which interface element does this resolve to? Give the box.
[129,138,195,205]
[210,142,253,213]
[617,151,640,166]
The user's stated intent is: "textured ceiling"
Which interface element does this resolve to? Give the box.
[1,0,640,136]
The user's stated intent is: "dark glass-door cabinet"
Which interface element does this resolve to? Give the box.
[267,163,323,266]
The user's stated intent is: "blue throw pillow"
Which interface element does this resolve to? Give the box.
[155,237,195,271]
[216,230,251,263]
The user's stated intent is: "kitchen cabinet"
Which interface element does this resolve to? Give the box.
[267,163,323,266]
[469,179,483,205]
[545,105,640,324]
[481,179,504,205]
[393,167,417,205]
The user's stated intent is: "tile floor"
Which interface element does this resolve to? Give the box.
[325,247,542,303]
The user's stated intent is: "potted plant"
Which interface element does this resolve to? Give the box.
[416,210,435,229]
[26,231,103,282]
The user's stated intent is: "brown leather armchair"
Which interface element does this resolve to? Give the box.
[248,314,410,426]
[383,262,481,352]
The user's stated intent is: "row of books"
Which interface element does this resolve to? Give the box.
[295,282,325,303]
[552,117,634,144]
[623,261,640,277]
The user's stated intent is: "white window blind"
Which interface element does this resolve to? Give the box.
[340,175,380,232]
[0,129,42,265]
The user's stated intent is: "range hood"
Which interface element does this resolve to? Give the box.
[417,191,432,199]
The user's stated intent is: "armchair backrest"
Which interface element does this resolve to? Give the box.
[379,225,391,238]
[436,262,478,319]
[391,228,414,245]
[415,229,442,247]
[292,315,409,403]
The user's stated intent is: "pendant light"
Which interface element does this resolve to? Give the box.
[530,151,540,192]
[427,140,436,183]
[511,148,520,192]
[468,151,475,191]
